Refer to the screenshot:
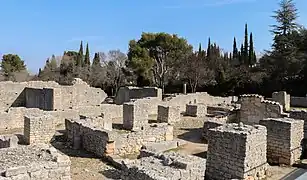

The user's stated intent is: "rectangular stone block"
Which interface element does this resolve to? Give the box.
[205,123,268,180]
[185,103,207,117]
[123,102,148,131]
[259,118,304,165]
[157,105,180,124]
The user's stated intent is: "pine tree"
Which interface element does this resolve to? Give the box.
[244,23,249,65]
[76,41,84,66]
[207,38,211,58]
[249,32,255,65]
[84,43,90,67]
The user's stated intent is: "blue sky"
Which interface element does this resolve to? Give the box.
[0,0,306,73]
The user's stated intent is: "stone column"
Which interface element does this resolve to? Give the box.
[183,83,187,94]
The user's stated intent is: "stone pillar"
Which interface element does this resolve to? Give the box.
[185,103,207,117]
[183,83,187,94]
[272,91,290,112]
[123,102,148,131]
[24,114,55,145]
[205,123,268,180]
[259,118,304,165]
[157,105,181,124]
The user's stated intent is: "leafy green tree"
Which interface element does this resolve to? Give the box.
[127,32,193,92]
[1,54,27,78]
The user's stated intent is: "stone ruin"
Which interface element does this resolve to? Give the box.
[2,79,307,180]
[0,144,71,180]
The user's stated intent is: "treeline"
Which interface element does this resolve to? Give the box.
[0,0,306,97]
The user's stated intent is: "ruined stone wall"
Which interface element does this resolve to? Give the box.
[0,144,71,180]
[0,107,79,131]
[202,118,226,140]
[65,118,173,156]
[114,86,162,105]
[121,152,205,180]
[123,102,149,131]
[0,78,107,112]
[24,113,56,145]
[289,109,307,139]
[0,134,18,148]
[272,91,290,111]
[239,94,287,124]
[206,123,268,180]
[259,118,304,165]
[164,92,237,112]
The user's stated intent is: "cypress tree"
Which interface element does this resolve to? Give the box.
[207,38,211,58]
[92,53,101,67]
[249,32,255,65]
[232,37,238,60]
[76,41,84,67]
[244,23,249,65]
[240,44,244,64]
[84,43,90,67]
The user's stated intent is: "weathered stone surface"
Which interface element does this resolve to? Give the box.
[121,152,205,180]
[272,91,290,112]
[24,113,55,145]
[0,144,71,180]
[0,134,18,148]
[202,119,226,140]
[123,102,149,131]
[157,105,181,124]
[185,103,207,117]
[259,117,304,165]
[239,94,288,124]
[205,123,268,180]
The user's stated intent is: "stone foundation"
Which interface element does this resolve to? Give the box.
[205,123,268,180]
[0,144,71,180]
[65,118,174,157]
[121,152,205,180]
[185,103,207,117]
[0,134,18,149]
[24,114,55,145]
[157,105,181,124]
[259,118,304,165]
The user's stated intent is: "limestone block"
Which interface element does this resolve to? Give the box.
[185,103,207,117]
[123,102,148,131]
[0,134,18,149]
[157,105,180,124]
[205,123,268,180]
[259,118,304,165]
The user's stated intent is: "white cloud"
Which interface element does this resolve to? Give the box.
[163,0,257,9]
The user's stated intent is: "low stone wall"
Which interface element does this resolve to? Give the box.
[289,109,307,139]
[24,114,56,145]
[0,144,71,180]
[114,86,162,105]
[239,94,288,124]
[206,123,268,180]
[259,118,304,165]
[157,105,181,124]
[65,118,173,157]
[120,152,205,180]
[164,92,237,112]
[0,134,18,149]
[291,96,307,108]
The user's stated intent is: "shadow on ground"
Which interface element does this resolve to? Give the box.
[50,129,98,159]
[177,128,204,143]
[193,151,207,158]
[99,169,122,179]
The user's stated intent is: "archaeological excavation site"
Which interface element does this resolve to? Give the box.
[2,79,307,180]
